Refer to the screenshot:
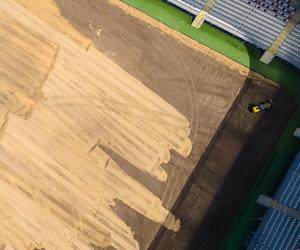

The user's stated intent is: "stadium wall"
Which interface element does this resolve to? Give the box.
[246,150,300,249]
[166,0,300,69]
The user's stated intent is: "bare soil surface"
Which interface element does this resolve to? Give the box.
[150,79,296,250]
[53,1,295,249]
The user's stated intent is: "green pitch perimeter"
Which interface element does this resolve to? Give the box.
[121,0,300,249]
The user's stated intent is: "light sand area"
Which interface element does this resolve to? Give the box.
[0,1,192,249]
[51,1,296,249]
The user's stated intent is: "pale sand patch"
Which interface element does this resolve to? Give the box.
[13,0,92,50]
[0,12,58,120]
[0,0,192,249]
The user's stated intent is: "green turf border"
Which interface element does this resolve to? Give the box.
[120,0,300,249]
[121,0,300,95]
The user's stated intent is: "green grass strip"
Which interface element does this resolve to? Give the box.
[122,0,300,98]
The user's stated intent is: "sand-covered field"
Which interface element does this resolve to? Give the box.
[0,1,295,250]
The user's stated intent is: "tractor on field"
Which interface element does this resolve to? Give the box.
[248,99,275,113]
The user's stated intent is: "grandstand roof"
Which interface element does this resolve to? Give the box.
[247,150,300,249]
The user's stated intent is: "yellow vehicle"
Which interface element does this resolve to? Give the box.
[248,99,275,113]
